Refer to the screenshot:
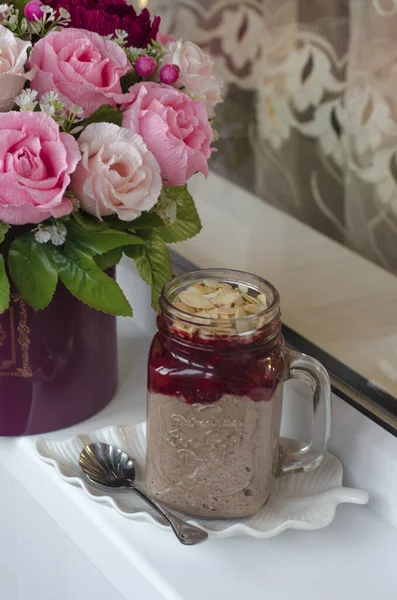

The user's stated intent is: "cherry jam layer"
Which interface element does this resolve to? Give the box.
[148,331,285,404]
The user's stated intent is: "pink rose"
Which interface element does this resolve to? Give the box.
[0,111,80,225]
[0,25,33,112]
[27,28,130,117]
[122,82,213,187]
[160,39,222,117]
[71,123,162,221]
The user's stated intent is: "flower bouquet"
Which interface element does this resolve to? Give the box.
[0,0,222,435]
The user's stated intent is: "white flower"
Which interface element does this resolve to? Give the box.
[40,6,56,21]
[114,29,128,46]
[41,91,59,104]
[39,102,55,116]
[14,88,38,111]
[0,25,33,112]
[34,226,51,244]
[160,39,223,117]
[297,99,346,167]
[49,224,67,246]
[39,92,64,116]
[343,85,397,156]
[58,8,70,21]
[217,6,263,71]
[69,104,84,117]
[35,222,67,245]
[351,146,397,216]
[257,86,294,150]
[267,42,344,113]
[128,47,144,55]
[155,191,179,225]
[70,123,162,221]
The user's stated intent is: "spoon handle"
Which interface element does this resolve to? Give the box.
[131,486,208,545]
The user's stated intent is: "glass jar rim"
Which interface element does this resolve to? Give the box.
[159,268,281,329]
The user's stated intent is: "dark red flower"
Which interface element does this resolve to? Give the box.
[43,0,160,48]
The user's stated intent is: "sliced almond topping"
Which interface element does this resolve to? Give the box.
[196,310,217,320]
[173,301,195,314]
[217,306,238,315]
[179,291,214,309]
[238,284,249,294]
[203,279,220,289]
[200,325,233,336]
[257,293,268,307]
[236,307,250,333]
[219,283,232,291]
[174,321,197,334]
[245,304,264,314]
[212,291,241,307]
[185,284,204,294]
[173,278,269,336]
[256,316,266,329]
[241,293,258,304]
[212,321,232,329]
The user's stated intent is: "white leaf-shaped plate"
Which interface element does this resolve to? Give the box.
[35,422,369,539]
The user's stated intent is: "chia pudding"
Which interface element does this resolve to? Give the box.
[146,275,285,519]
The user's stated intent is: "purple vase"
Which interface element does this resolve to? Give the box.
[0,270,118,436]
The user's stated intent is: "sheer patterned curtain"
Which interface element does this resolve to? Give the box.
[139,0,397,274]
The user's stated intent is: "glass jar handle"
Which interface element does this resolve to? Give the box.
[280,348,332,475]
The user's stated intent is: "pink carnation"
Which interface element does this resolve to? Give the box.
[28,28,130,118]
[122,82,213,187]
[0,111,80,225]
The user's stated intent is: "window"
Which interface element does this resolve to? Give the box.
[150,0,397,432]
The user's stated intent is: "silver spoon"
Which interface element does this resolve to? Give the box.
[79,442,208,546]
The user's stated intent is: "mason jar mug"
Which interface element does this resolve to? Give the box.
[146,269,331,519]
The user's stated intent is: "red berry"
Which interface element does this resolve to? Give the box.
[159,64,180,85]
[135,56,156,78]
[24,0,42,21]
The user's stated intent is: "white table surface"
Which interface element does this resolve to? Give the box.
[1,264,397,599]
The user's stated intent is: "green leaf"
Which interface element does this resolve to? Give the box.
[124,245,152,285]
[104,212,164,232]
[12,0,29,14]
[48,245,132,317]
[120,70,139,94]
[79,105,122,129]
[156,186,202,243]
[95,248,123,271]
[124,234,172,311]
[0,222,10,245]
[8,234,58,310]
[72,212,109,231]
[127,212,165,231]
[67,223,144,255]
[0,255,10,314]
